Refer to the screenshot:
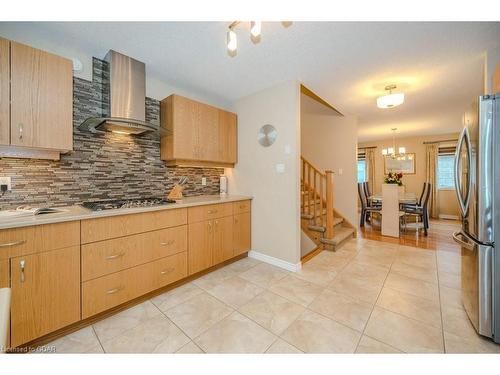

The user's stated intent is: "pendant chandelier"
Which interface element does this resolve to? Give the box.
[382,128,408,159]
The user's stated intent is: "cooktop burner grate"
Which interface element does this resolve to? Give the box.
[81,198,176,211]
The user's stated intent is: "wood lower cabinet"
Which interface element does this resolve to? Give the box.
[213,216,234,264]
[233,212,251,256]
[10,246,80,347]
[188,220,213,275]
[5,200,251,347]
[160,94,237,167]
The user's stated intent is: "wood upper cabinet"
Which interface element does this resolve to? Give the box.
[0,38,9,146]
[218,110,237,163]
[9,41,73,152]
[160,94,237,167]
[10,246,80,347]
[233,212,251,256]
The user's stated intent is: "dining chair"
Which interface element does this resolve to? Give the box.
[403,182,431,235]
[401,182,426,210]
[364,181,381,208]
[358,182,381,227]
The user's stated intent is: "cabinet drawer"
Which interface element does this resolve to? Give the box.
[0,221,80,260]
[82,226,187,281]
[82,252,187,318]
[188,203,233,223]
[81,208,187,243]
[233,200,251,214]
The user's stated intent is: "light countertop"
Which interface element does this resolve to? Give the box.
[0,195,252,230]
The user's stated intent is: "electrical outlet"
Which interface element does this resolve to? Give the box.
[201,177,207,186]
[0,176,11,191]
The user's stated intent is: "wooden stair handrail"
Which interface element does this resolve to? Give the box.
[300,156,335,239]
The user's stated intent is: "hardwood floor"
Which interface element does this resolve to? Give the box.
[359,216,461,252]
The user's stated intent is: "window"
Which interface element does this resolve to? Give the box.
[357,159,366,183]
[437,154,455,189]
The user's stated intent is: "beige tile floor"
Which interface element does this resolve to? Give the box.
[45,238,500,353]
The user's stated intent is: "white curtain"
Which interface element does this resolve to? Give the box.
[425,144,439,218]
[365,148,375,190]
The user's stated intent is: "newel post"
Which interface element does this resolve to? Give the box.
[325,170,334,238]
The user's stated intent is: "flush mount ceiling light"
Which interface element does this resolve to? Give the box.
[377,84,405,109]
[226,21,291,57]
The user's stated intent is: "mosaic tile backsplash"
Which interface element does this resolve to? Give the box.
[0,58,223,209]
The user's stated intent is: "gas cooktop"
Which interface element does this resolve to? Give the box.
[81,197,176,211]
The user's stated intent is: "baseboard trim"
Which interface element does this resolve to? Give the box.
[248,250,302,272]
[439,214,460,220]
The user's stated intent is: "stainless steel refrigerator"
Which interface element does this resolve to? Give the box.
[453,93,499,343]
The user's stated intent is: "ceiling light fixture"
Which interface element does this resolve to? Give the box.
[377,84,405,109]
[226,21,291,57]
[226,29,237,56]
[382,128,409,159]
[250,21,262,38]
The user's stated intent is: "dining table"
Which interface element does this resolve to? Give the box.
[368,191,418,238]
[369,192,418,205]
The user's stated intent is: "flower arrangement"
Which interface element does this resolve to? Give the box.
[384,172,403,186]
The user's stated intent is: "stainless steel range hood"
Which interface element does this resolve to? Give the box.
[79,50,159,135]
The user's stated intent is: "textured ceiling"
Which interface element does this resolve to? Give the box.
[0,21,499,141]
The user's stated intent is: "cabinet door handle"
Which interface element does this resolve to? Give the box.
[215,220,219,230]
[18,123,23,140]
[106,286,124,295]
[161,240,175,246]
[20,260,25,283]
[160,267,175,275]
[105,252,125,260]
[208,221,212,232]
[0,240,26,248]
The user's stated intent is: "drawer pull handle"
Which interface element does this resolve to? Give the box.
[160,267,175,275]
[20,260,25,283]
[240,205,245,209]
[161,240,175,246]
[106,287,124,295]
[105,252,125,260]
[207,209,218,214]
[0,240,26,248]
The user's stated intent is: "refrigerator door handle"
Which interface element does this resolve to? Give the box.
[454,126,472,217]
[452,230,474,250]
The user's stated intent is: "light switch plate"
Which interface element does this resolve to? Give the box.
[338,168,343,176]
[284,144,291,155]
[275,163,285,174]
[0,176,12,191]
[201,177,207,186]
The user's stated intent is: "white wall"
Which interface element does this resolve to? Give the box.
[226,81,301,266]
[484,46,500,94]
[301,95,358,226]
[0,25,232,110]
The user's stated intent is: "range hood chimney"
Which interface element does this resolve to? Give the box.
[79,50,159,135]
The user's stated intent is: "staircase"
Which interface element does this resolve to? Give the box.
[301,156,356,252]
